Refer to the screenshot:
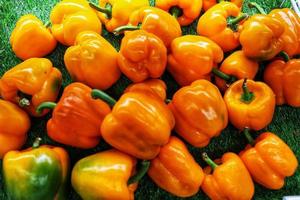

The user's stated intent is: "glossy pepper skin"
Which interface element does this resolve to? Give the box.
[240,132,298,190]
[0,58,62,117]
[203,0,242,11]
[202,152,254,200]
[64,31,120,90]
[169,80,228,147]
[168,35,224,86]
[3,139,69,200]
[155,0,202,26]
[50,0,102,46]
[239,14,285,61]
[264,59,300,107]
[10,14,57,60]
[148,136,204,197]
[72,149,137,200]
[118,30,167,83]
[224,79,275,130]
[0,100,30,159]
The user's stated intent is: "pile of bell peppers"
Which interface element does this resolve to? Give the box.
[0,0,299,199]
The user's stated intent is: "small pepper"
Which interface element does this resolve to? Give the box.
[201,152,254,200]
[148,136,204,197]
[50,0,102,46]
[3,138,69,200]
[240,130,298,190]
[36,82,111,149]
[224,79,275,130]
[203,0,243,12]
[113,7,182,47]
[169,80,228,147]
[167,35,224,86]
[10,14,57,60]
[155,0,202,26]
[0,100,30,159]
[64,31,120,90]
[89,0,149,32]
[197,2,248,52]
[0,58,62,117]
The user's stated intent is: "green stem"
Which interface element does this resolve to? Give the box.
[113,25,141,36]
[36,102,57,114]
[19,98,30,107]
[89,2,112,19]
[227,13,248,26]
[240,79,255,104]
[165,99,172,104]
[278,51,290,62]
[248,2,267,14]
[44,21,51,28]
[32,137,42,149]
[91,89,116,107]
[243,127,255,146]
[212,68,232,82]
[128,160,150,185]
[202,153,218,170]
[169,6,183,18]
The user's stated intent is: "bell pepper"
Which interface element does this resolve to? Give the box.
[36,82,111,149]
[203,0,243,12]
[10,14,57,60]
[50,0,102,46]
[0,58,62,117]
[72,149,150,200]
[89,0,149,32]
[224,79,275,130]
[240,129,298,190]
[3,138,69,200]
[64,31,120,90]
[113,7,182,47]
[169,80,228,147]
[0,100,30,159]
[213,50,259,92]
[197,2,248,52]
[201,152,254,200]
[148,136,204,197]
[155,0,202,26]
[117,30,167,83]
[167,35,224,86]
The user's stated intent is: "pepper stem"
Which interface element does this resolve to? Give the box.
[202,153,218,170]
[243,127,255,146]
[240,79,255,104]
[36,102,57,114]
[32,137,42,149]
[169,6,183,18]
[165,99,172,104]
[44,21,51,28]
[113,25,141,36]
[89,2,112,19]
[212,68,235,82]
[128,160,150,185]
[227,13,248,26]
[248,2,267,14]
[19,98,30,107]
[278,51,290,62]
[91,89,116,107]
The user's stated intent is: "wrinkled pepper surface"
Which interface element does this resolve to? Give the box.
[148,136,204,197]
[64,31,120,90]
[203,0,243,11]
[10,14,57,60]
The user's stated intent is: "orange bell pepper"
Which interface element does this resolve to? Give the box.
[0,100,30,159]
[89,0,149,32]
[201,152,254,200]
[0,58,62,117]
[155,0,202,26]
[118,30,167,83]
[213,50,259,92]
[169,80,228,147]
[168,35,224,86]
[64,31,120,90]
[203,0,243,12]
[197,2,248,52]
[36,82,111,149]
[10,14,57,60]
[240,130,298,190]
[113,7,182,47]
[148,136,204,197]
[50,0,102,46]
[224,79,275,130]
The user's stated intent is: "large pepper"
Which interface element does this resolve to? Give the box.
[203,0,243,11]
[148,136,204,197]
[155,0,202,26]
[169,80,228,147]
[0,58,62,117]
[0,100,30,159]
[90,0,149,32]
[64,31,120,90]
[197,2,248,52]
[10,14,57,60]
[36,82,111,149]
[201,152,254,200]
[240,130,298,190]
[50,0,102,46]
[3,138,69,200]
[113,7,182,47]
[224,79,275,130]
[117,30,167,83]
[167,35,224,86]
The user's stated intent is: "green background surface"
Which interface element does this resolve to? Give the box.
[0,0,299,199]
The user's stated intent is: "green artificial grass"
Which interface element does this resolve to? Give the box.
[0,0,299,199]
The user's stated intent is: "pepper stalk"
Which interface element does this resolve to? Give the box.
[127,160,150,184]
[240,79,255,104]
[89,2,112,19]
[91,89,116,108]
[202,153,218,170]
